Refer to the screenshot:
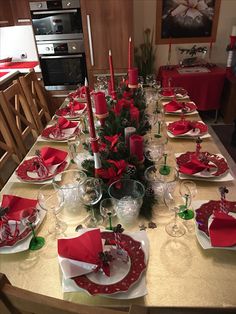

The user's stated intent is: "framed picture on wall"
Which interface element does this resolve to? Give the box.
[156,0,221,44]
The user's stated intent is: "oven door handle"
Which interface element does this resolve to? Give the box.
[40,54,83,59]
[32,9,77,15]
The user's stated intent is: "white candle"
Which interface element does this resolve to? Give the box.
[124,126,136,146]
[231,25,236,36]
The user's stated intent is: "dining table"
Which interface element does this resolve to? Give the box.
[0,91,236,310]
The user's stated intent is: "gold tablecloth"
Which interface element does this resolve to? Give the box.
[1,108,236,308]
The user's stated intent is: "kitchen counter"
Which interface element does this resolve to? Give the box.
[0,61,40,73]
[0,70,20,86]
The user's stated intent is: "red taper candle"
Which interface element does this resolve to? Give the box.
[128,36,132,70]
[129,134,144,162]
[109,50,115,93]
[168,38,172,64]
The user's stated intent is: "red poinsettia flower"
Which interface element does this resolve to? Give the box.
[96,159,128,184]
[122,90,133,99]
[104,134,121,151]
[130,104,140,124]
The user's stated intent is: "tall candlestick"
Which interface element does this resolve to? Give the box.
[85,84,102,172]
[109,50,115,93]
[209,41,213,61]
[168,38,172,64]
[128,36,132,70]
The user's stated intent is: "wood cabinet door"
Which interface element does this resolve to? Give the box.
[10,0,31,25]
[0,0,14,27]
[81,0,133,72]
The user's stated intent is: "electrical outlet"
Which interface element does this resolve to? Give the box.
[20,53,27,59]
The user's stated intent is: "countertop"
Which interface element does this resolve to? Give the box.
[0,61,40,74]
[0,70,19,85]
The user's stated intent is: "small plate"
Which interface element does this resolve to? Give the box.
[164,101,197,114]
[167,121,208,138]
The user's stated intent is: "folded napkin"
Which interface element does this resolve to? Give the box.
[209,211,236,247]
[161,89,174,96]
[68,100,86,111]
[1,195,37,222]
[164,100,183,112]
[41,147,68,167]
[169,121,193,135]
[58,229,110,279]
[57,117,78,129]
[179,156,216,175]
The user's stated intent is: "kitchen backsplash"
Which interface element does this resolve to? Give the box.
[0,25,38,61]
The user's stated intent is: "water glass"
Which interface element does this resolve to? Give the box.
[100,198,116,230]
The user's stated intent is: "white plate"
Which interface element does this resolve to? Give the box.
[175,153,234,182]
[193,200,236,250]
[0,207,46,254]
[162,101,198,116]
[166,121,210,139]
[61,230,149,299]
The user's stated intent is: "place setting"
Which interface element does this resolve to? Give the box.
[10,146,70,184]
[163,99,198,115]
[55,98,87,120]
[193,187,236,250]
[175,137,234,182]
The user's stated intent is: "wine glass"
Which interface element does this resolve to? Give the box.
[164,188,187,237]
[100,198,116,230]
[67,134,81,164]
[79,177,103,228]
[20,208,45,250]
[144,138,165,164]
[37,184,66,237]
[178,180,197,220]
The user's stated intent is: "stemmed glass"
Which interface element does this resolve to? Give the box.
[144,137,165,164]
[21,208,45,250]
[178,180,197,220]
[37,184,66,237]
[164,188,187,237]
[79,177,103,228]
[100,198,116,230]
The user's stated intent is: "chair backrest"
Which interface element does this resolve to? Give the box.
[18,69,51,133]
[0,273,129,314]
[0,110,22,189]
[0,81,39,157]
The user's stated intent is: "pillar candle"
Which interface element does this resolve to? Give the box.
[230,36,236,49]
[94,91,107,115]
[124,126,136,146]
[128,36,132,70]
[129,134,144,162]
[109,50,115,93]
[128,68,138,87]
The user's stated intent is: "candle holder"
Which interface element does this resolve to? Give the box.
[95,112,109,128]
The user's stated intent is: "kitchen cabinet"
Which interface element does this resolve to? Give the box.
[0,0,14,27]
[0,0,31,27]
[10,0,31,25]
[80,0,133,86]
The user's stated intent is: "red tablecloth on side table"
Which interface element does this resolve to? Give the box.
[158,65,226,111]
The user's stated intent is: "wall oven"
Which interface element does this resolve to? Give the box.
[30,0,83,41]
[37,40,87,90]
[30,0,87,90]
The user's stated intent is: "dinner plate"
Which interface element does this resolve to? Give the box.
[176,152,229,178]
[193,200,236,250]
[61,230,148,299]
[41,124,79,142]
[162,102,198,116]
[15,155,69,183]
[0,206,46,254]
[73,231,146,295]
[55,104,86,120]
[167,121,209,139]
[164,101,197,114]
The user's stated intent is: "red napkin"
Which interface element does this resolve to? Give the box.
[169,121,192,135]
[58,229,103,264]
[1,195,37,221]
[209,211,236,247]
[164,100,183,112]
[57,117,78,129]
[68,100,86,111]
[179,156,216,175]
[40,147,68,167]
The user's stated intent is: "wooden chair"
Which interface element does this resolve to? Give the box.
[18,69,51,133]
[0,110,22,189]
[0,81,39,157]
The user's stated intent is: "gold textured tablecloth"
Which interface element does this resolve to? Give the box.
[1,106,236,308]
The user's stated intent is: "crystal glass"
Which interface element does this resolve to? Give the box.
[178,180,197,220]
[100,198,116,230]
[53,169,87,223]
[144,138,165,163]
[79,177,103,228]
[38,184,66,237]
[145,165,178,201]
[21,208,45,250]
[108,179,145,226]
[67,134,82,164]
[164,188,187,237]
